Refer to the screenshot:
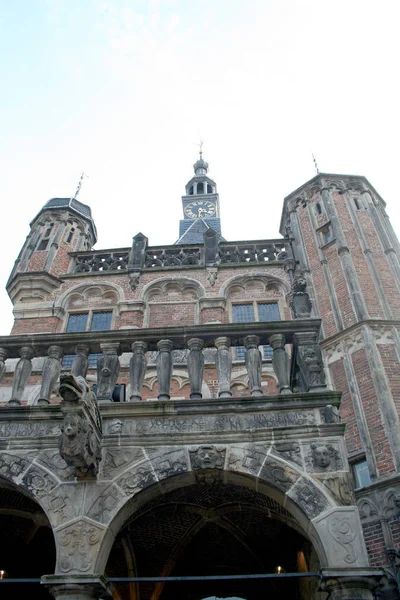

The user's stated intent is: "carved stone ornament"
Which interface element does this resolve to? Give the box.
[290,478,328,518]
[128,271,141,291]
[206,267,218,286]
[316,474,354,506]
[290,274,312,318]
[297,344,326,390]
[272,442,302,466]
[58,413,101,477]
[190,445,226,481]
[328,514,357,564]
[306,442,342,472]
[58,520,104,573]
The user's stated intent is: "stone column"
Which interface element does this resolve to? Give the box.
[38,345,64,405]
[96,343,120,403]
[214,336,232,398]
[129,341,147,401]
[71,345,90,379]
[187,338,204,399]
[293,331,327,392]
[42,574,111,600]
[269,334,292,395]
[0,348,8,382]
[9,346,34,406]
[244,335,263,396]
[318,569,383,600]
[156,339,173,401]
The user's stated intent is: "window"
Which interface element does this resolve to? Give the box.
[63,311,113,368]
[353,460,371,488]
[232,302,280,360]
[353,197,361,210]
[316,202,322,215]
[320,224,333,245]
[66,227,75,244]
[37,223,54,250]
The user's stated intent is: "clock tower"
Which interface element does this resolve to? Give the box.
[176,154,222,244]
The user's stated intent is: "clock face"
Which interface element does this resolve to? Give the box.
[184,200,216,219]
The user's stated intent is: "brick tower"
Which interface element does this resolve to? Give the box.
[7,195,97,335]
[281,173,400,569]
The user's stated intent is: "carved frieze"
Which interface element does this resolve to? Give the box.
[147,447,189,481]
[36,449,75,481]
[22,465,58,499]
[0,452,32,480]
[260,456,300,493]
[100,447,145,479]
[227,443,269,476]
[57,520,104,573]
[272,442,302,466]
[0,421,61,439]
[116,462,157,497]
[289,477,329,518]
[86,484,121,524]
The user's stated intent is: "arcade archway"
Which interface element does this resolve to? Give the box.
[0,477,56,597]
[105,482,320,600]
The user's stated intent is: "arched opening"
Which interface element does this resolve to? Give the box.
[197,182,204,194]
[0,478,56,597]
[105,481,320,600]
[207,184,213,194]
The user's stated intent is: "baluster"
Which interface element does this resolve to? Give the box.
[9,346,34,406]
[71,344,90,379]
[129,341,147,401]
[156,340,173,401]
[269,334,292,395]
[96,343,120,402]
[187,338,204,399]
[0,348,8,382]
[38,345,64,405]
[214,337,232,398]
[244,335,263,396]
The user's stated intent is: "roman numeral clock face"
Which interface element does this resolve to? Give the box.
[184,200,216,219]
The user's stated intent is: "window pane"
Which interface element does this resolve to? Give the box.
[88,353,101,368]
[232,304,255,322]
[91,312,112,331]
[66,313,88,332]
[353,460,371,488]
[62,355,75,368]
[258,303,280,321]
[263,345,273,359]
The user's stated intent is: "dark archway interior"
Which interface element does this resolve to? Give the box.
[0,480,56,598]
[106,482,319,600]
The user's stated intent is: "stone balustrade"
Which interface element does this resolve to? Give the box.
[0,320,326,405]
[69,238,289,274]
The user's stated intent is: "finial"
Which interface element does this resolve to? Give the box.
[73,172,88,200]
[195,139,204,158]
[312,153,320,175]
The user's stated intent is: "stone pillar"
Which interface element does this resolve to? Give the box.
[214,336,232,398]
[244,335,263,396]
[129,341,147,401]
[0,348,8,382]
[318,569,383,600]
[156,339,173,401]
[42,574,111,600]
[9,346,34,406]
[269,334,292,395]
[293,331,327,392]
[38,345,64,405]
[71,345,90,379]
[96,343,120,403]
[187,338,204,399]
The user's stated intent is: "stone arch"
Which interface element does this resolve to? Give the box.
[141,277,206,327]
[86,444,368,575]
[56,281,124,313]
[219,273,290,300]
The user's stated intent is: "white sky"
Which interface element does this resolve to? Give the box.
[1,0,400,335]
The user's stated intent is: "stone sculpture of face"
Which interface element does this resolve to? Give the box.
[63,416,80,438]
[197,446,218,469]
[313,445,331,468]
[109,419,123,435]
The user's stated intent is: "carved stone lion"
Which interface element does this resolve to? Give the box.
[59,414,100,477]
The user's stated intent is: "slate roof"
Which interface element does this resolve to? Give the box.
[176,217,223,245]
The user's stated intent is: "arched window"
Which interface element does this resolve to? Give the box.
[207,184,213,193]
[197,182,204,194]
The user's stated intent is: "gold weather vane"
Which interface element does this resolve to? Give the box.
[312,153,320,175]
[73,172,88,199]
[194,139,204,158]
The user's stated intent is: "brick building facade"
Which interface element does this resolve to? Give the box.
[0,157,399,599]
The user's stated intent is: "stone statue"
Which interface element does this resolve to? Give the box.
[59,413,101,477]
[290,274,312,318]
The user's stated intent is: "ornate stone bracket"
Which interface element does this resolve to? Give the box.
[58,374,102,478]
[293,331,327,392]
